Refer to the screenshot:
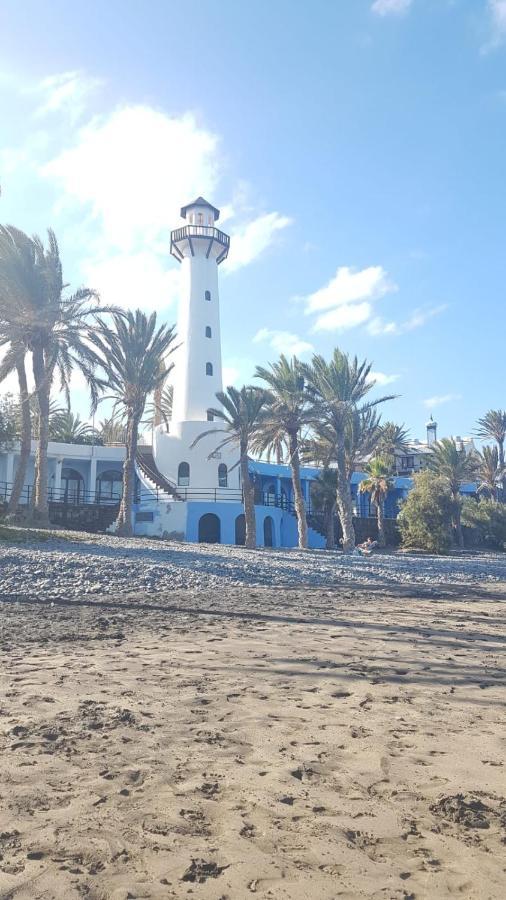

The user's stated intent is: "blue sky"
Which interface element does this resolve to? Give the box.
[1,0,505,440]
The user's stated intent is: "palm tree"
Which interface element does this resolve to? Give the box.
[0,226,103,522]
[49,410,99,445]
[254,356,312,549]
[428,438,478,548]
[476,445,503,501]
[475,410,506,500]
[358,456,393,547]
[310,468,338,549]
[88,310,177,536]
[98,417,127,445]
[191,386,266,549]
[145,383,173,431]
[375,421,411,471]
[303,350,395,551]
[0,343,32,515]
[0,229,37,516]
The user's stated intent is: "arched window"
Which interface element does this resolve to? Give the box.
[61,467,85,503]
[178,462,190,487]
[198,212,203,224]
[206,362,213,376]
[218,463,228,488]
[207,410,214,422]
[96,469,123,502]
[205,326,212,338]
[205,290,211,301]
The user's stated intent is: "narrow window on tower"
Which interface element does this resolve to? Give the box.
[206,362,213,376]
[205,326,212,338]
[207,410,214,422]
[218,464,228,488]
[205,290,211,301]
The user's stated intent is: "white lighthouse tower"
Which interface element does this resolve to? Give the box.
[152,198,238,494]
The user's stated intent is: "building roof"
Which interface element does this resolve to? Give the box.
[180,197,220,221]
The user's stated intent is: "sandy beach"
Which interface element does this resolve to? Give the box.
[1,538,505,899]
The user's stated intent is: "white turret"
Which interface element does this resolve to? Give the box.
[151,198,237,495]
[170,198,229,422]
[426,415,437,445]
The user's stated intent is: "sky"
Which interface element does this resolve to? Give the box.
[1,0,505,440]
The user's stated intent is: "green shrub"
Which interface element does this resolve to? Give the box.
[398,470,455,554]
[462,498,506,550]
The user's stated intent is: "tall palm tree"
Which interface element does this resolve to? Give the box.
[0,343,32,515]
[310,467,338,550]
[303,350,395,551]
[191,386,266,549]
[358,456,393,547]
[88,310,177,536]
[375,421,411,471]
[0,226,102,522]
[254,356,312,549]
[476,445,503,501]
[428,438,477,548]
[475,410,506,500]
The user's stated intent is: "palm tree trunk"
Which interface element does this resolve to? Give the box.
[336,438,355,552]
[32,348,50,524]
[325,501,336,550]
[289,432,308,550]
[499,440,505,502]
[117,412,140,537]
[376,501,386,548]
[453,493,464,549]
[153,384,163,428]
[240,448,256,549]
[7,358,32,516]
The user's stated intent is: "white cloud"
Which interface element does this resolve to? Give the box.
[39,99,289,301]
[32,71,103,122]
[253,328,314,356]
[423,393,461,409]
[311,301,373,333]
[302,265,396,333]
[82,252,182,313]
[371,0,413,15]
[305,265,394,313]
[367,304,447,336]
[486,0,506,48]
[42,106,221,253]
[367,370,400,386]
[222,364,241,387]
[224,212,292,273]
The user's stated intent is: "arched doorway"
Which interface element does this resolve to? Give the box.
[61,467,84,503]
[263,515,275,547]
[198,513,221,544]
[235,514,246,546]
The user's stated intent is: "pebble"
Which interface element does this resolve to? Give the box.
[0,532,504,604]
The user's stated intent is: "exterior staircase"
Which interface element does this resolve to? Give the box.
[135,447,180,502]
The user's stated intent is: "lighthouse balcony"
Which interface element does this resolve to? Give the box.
[170,224,230,264]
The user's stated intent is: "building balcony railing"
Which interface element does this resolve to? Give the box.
[170,224,230,264]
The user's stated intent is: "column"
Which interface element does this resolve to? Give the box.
[90,457,97,501]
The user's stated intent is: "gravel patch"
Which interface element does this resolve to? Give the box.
[0,531,505,603]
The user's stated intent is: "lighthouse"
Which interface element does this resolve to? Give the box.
[152,198,237,493]
[169,197,229,422]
